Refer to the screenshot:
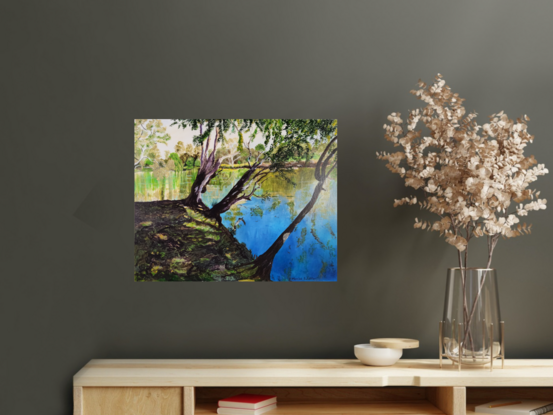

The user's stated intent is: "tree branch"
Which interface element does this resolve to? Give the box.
[315,136,338,181]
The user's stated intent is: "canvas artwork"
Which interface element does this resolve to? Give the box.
[134,119,338,282]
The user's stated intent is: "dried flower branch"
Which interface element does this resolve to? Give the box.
[378,74,548,268]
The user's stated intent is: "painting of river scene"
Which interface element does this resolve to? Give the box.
[134,119,337,282]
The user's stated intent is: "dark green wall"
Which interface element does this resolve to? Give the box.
[2,1,553,414]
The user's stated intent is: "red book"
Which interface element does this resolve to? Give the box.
[218,394,277,410]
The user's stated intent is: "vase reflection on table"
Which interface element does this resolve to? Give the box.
[439,268,504,370]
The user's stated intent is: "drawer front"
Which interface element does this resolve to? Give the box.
[82,387,182,415]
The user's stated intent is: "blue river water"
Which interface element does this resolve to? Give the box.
[135,168,337,281]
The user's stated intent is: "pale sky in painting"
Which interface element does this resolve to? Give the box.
[159,120,261,155]
[159,120,196,154]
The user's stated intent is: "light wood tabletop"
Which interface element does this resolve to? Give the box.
[73,359,553,387]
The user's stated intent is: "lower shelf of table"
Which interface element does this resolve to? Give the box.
[196,401,444,414]
[197,402,553,415]
[194,387,458,415]
[74,386,553,415]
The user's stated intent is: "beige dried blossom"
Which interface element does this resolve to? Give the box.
[378,74,548,268]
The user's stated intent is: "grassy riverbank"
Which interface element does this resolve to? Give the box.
[134,201,255,281]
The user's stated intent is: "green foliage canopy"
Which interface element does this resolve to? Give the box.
[170,119,337,170]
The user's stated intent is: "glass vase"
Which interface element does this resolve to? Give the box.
[441,268,504,366]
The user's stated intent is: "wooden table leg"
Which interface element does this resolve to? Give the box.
[184,387,195,415]
[427,386,466,415]
[74,387,83,415]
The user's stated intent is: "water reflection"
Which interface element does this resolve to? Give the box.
[135,168,337,281]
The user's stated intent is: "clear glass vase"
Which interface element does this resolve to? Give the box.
[441,268,504,366]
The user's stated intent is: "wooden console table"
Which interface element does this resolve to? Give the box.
[73,359,553,415]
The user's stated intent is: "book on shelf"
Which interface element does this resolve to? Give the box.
[218,394,277,410]
[217,394,277,415]
[475,400,553,415]
[216,403,277,415]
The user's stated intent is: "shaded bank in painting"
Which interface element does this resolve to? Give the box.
[134,119,337,282]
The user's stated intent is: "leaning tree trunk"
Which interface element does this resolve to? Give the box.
[242,136,337,281]
[182,129,222,211]
[251,180,326,281]
[208,167,257,218]
[182,168,213,210]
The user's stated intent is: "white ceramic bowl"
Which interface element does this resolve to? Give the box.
[354,344,403,366]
